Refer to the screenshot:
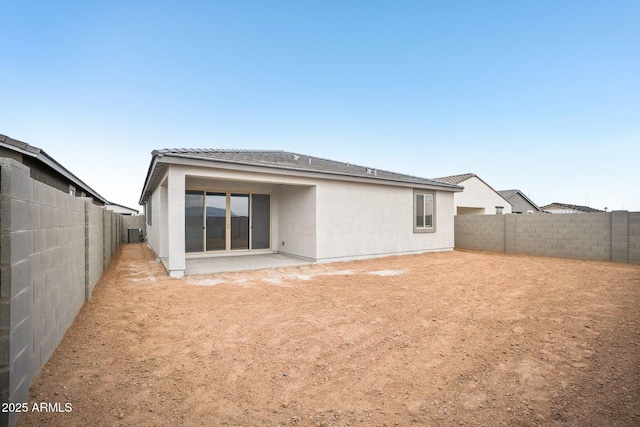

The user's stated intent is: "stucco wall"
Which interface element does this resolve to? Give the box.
[455,177,511,215]
[507,192,538,214]
[145,180,164,259]
[315,180,455,262]
[147,162,458,274]
[277,185,317,259]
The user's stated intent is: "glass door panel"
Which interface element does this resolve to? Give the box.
[230,194,249,250]
[206,192,226,251]
[185,190,204,253]
[251,194,270,249]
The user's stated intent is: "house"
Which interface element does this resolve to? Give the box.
[0,133,108,205]
[433,173,512,215]
[541,203,604,214]
[106,202,140,215]
[139,149,463,278]
[497,189,541,214]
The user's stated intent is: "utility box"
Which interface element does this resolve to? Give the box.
[128,228,143,243]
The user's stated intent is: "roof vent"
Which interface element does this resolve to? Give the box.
[293,155,300,161]
[308,158,312,165]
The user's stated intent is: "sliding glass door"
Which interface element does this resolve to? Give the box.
[206,193,226,251]
[185,191,270,253]
[230,194,249,250]
[185,190,205,253]
[251,194,270,250]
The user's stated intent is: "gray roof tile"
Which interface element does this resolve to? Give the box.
[155,148,460,188]
[432,173,476,185]
[140,149,462,203]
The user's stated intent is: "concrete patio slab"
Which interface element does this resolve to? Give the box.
[184,253,313,275]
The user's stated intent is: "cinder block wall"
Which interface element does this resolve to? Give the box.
[454,214,505,252]
[0,158,125,426]
[86,203,105,300]
[121,215,146,243]
[455,212,638,264]
[630,212,640,263]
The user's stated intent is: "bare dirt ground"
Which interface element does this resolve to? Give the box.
[18,243,640,426]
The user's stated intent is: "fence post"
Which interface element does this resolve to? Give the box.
[505,214,517,253]
[0,159,33,427]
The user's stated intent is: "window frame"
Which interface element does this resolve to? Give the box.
[413,189,436,233]
[146,198,152,226]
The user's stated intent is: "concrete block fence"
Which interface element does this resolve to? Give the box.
[455,211,639,264]
[0,158,143,426]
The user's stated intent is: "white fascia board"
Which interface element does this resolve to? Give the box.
[139,156,161,204]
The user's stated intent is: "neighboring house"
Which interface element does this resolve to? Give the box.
[139,149,463,278]
[106,202,140,215]
[0,133,108,205]
[497,189,541,214]
[433,173,512,215]
[541,203,604,214]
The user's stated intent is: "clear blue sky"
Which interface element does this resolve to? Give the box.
[2,1,638,211]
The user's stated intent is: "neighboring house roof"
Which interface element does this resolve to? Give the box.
[433,172,512,206]
[106,203,140,214]
[432,172,477,185]
[541,203,604,213]
[140,149,463,203]
[0,133,108,204]
[497,189,541,211]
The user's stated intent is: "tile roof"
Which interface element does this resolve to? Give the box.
[0,133,108,203]
[497,189,519,199]
[541,203,604,213]
[140,149,462,203]
[160,148,460,186]
[498,189,541,211]
[432,173,477,185]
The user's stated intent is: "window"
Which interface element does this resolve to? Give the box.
[69,185,76,196]
[146,198,152,226]
[414,190,435,232]
[495,206,504,215]
[185,190,270,253]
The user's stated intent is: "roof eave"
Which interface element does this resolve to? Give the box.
[159,152,464,192]
[0,137,108,203]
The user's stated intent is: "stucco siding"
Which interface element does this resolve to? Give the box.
[508,192,538,214]
[455,177,511,215]
[277,185,317,259]
[144,162,458,273]
[315,180,454,262]
[145,183,163,257]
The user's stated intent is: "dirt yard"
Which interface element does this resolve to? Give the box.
[17,244,640,426]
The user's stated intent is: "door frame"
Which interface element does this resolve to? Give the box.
[185,189,272,254]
